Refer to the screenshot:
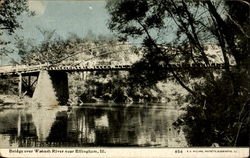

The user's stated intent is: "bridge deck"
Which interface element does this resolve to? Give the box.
[0,63,233,76]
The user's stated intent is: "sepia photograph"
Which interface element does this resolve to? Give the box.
[0,0,249,157]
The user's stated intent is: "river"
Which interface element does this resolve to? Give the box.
[0,102,187,147]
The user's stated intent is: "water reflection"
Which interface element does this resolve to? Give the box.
[0,104,187,147]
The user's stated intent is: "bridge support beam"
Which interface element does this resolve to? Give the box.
[33,71,69,106]
[18,73,22,96]
[28,75,31,88]
[83,71,87,80]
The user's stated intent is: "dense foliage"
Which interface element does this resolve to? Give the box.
[0,0,30,55]
[106,0,249,146]
[0,0,30,94]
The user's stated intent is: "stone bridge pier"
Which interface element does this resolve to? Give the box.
[32,71,69,105]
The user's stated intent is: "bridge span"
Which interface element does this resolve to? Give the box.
[0,62,229,76]
[0,64,132,76]
[0,62,231,106]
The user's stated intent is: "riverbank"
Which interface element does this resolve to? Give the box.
[0,95,22,104]
[0,94,33,108]
[0,94,189,111]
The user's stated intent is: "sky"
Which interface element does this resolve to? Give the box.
[19,0,111,41]
[1,0,112,65]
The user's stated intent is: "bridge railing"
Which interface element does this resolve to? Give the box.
[0,64,49,74]
[45,64,132,71]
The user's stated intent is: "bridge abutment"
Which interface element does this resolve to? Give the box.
[49,71,69,105]
[32,71,69,105]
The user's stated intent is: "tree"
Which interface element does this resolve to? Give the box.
[0,0,30,56]
[0,0,29,34]
[16,28,81,65]
[0,0,30,95]
[106,0,249,146]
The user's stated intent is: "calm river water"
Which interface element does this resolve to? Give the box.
[0,103,187,147]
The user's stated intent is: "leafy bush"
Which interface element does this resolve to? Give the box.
[182,70,249,146]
